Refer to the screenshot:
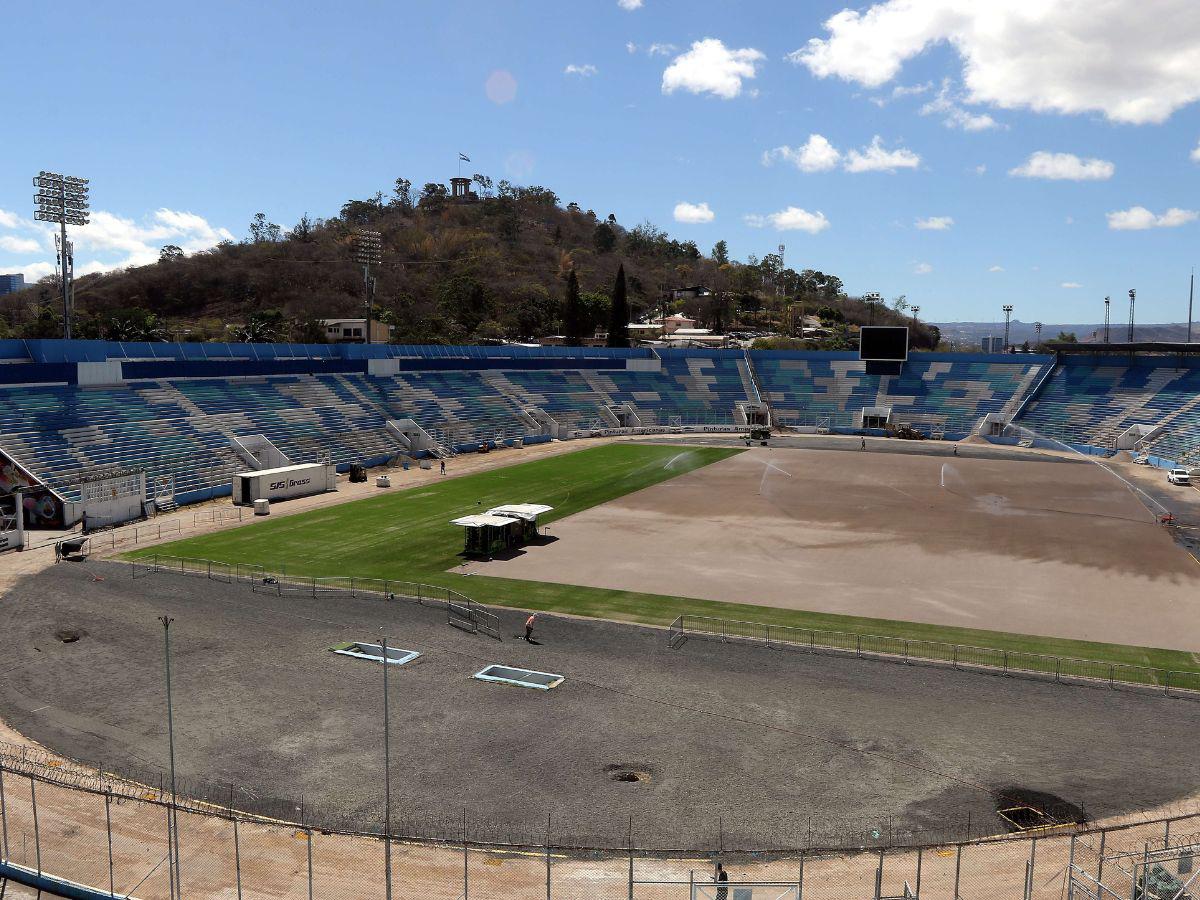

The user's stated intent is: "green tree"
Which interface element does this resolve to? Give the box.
[1056,331,1078,343]
[592,223,617,253]
[234,308,285,342]
[712,240,729,265]
[607,263,630,348]
[419,183,448,210]
[563,269,583,346]
[248,212,281,243]
[391,178,414,211]
[289,213,316,242]
[159,245,184,263]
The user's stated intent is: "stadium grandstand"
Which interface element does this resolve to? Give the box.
[1,338,1198,531]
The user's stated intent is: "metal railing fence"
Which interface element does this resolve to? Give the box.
[668,614,1200,698]
[130,553,502,640]
[2,748,1199,900]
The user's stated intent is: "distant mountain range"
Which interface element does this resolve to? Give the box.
[933,320,1196,346]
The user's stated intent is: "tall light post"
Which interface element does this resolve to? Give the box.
[910,305,920,324]
[1127,289,1136,342]
[380,632,393,900]
[1034,321,1043,347]
[1002,305,1014,350]
[159,615,181,900]
[1187,271,1194,345]
[1103,297,1111,343]
[33,171,89,340]
[355,230,382,344]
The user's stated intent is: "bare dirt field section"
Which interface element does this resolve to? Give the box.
[462,447,1200,651]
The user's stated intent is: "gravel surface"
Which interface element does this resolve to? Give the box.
[1,562,1197,851]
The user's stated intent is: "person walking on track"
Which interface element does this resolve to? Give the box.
[524,613,537,642]
[440,459,446,475]
[860,437,866,450]
[714,862,729,900]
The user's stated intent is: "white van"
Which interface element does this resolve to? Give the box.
[1167,468,1191,486]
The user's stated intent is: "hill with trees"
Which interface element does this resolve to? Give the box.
[2,174,937,349]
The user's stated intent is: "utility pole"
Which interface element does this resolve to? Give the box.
[1127,289,1136,343]
[1103,297,1111,343]
[33,172,89,340]
[159,615,181,900]
[381,633,393,900]
[1002,305,1014,350]
[355,230,382,344]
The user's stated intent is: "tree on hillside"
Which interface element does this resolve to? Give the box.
[592,222,616,253]
[563,269,583,346]
[289,213,316,242]
[607,264,630,348]
[159,245,184,263]
[419,183,448,210]
[391,179,414,212]
[248,213,282,243]
[712,240,729,265]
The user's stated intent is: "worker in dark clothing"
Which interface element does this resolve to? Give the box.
[440,459,446,475]
[860,437,866,450]
[715,862,729,900]
[524,613,537,642]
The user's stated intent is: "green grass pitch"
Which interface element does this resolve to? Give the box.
[130,442,1200,676]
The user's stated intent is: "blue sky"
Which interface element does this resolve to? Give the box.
[2,0,1199,324]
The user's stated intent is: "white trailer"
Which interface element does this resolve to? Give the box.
[231,463,337,506]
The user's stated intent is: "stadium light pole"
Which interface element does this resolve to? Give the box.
[33,171,89,340]
[1187,271,1194,345]
[380,632,393,900]
[1103,297,1111,343]
[1127,289,1136,343]
[1034,322,1042,347]
[910,305,920,324]
[1002,305,1014,350]
[159,615,181,900]
[355,230,382,345]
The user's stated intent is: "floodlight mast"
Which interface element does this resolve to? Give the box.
[354,230,383,344]
[33,171,89,340]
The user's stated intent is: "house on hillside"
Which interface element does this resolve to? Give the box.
[320,318,394,343]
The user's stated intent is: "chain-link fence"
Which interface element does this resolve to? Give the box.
[2,751,1198,900]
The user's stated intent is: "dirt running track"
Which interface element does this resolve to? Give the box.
[464,447,1200,651]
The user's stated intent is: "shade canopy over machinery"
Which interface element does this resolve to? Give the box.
[451,504,554,556]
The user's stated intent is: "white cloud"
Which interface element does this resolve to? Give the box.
[920,80,1001,131]
[988,265,1004,272]
[974,164,987,175]
[1191,140,1200,162]
[790,1,1200,124]
[626,42,638,54]
[618,0,643,8]
[893,81,932,99]
[745,207,830,233]
[1107,206,1199,230]
[6,262,55,282]
[763,134,841,172]
[647,42,676,57]
[0,210,21,229]
[1061,282,1083,289]
[0,206,234,276]
[1009,152,1114,181]
[0,236,43,254]
[915,216,953,230]
[913,262,933,275]
[843,135,920,173]
[673,201,715,224]
[564,64,598,77]
[662,38,765,99]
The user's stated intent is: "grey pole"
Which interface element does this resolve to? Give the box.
[381,634,392,900]
[463,808,469,900]
[545,813,551,900]
[0,766,8,862]
[233,817,243,900]
[307,829,314,900]
[1188,271,1194,345]
[165,804,174,900]
[30,777,40,876]
[953,844,961,900]
[159,615,181,900]
[105,790,115,898]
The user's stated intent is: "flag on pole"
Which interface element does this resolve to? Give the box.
[459,153,471,162]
